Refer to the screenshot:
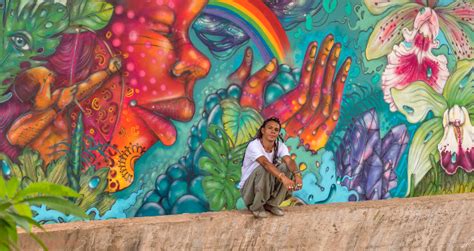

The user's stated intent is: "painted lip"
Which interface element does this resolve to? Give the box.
[139,74,197,122]
[130,76,198,146]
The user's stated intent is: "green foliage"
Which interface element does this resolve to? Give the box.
[412,154,474,196]
[76,167,115,214]
[0,147,115,216]
[67,0,114,31]
[391,81,448,123]
[0,176,86,250]
[405,118,444,193]
[221,99,263,146]
[442,60,474,113]
[199,125,247,211]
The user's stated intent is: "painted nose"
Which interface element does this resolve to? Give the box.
[172,43,210,79]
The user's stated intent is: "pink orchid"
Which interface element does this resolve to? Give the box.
[382,7,450,111]
[365,0,473,61]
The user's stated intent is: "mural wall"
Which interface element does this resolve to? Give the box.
[0,0,472,221]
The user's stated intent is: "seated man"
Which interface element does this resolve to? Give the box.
[239,117,303,218]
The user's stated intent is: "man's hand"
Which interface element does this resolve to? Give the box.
[294,174,303,191]
[281,175,296,191]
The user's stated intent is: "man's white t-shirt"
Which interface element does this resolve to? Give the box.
[238,139,290,189]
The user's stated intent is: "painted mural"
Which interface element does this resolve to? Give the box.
[0,0,472,221]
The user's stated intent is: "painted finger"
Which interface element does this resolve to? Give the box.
[300,57,352,152]
[228,47,253,86]
[262,42,318,122]
[284,35,335,139]
[240,58,278,111]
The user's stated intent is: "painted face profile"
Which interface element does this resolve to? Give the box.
[104,0,211,191]
[108,0,211,146]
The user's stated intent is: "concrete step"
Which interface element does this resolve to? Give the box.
[19,193,474,250]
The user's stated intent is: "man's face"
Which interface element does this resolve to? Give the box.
[262,121,281,142]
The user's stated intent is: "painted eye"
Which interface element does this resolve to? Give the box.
[10,34,31,51]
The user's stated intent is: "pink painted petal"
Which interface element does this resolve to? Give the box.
[436,0,474,29]
[364,0,411,15]
[366,3,420,60]
[381,37,449,110]
[437,2,474,59]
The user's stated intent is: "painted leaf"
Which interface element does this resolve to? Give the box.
[202,176,226,211]
[406,118,444,195]
[391,81,448,123]
[437,1,474,60]
[363,0,410,15]
[45,156,68,186]
[202,139,227,165]
[67,0,113,31]
[17,148,44,183]
[221,99,263,146]
[442,59,474,113]
[9,1,70,56]
[365,3,419,60]
[77,167,114,214]
[199,156,226,177]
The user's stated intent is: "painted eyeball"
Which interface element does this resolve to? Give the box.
[10,34,31,51]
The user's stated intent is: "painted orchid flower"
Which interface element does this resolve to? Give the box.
[365,0,473,61]
[390,59,473,195]
[381,6,450,111]
[438,105,474,174]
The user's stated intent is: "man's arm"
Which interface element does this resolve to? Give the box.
[282,155,299,174]
[256,156,286,179]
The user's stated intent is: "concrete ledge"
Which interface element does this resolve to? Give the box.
[19,193,474,250]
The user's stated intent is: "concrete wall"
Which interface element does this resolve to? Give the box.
[19,193,474,250]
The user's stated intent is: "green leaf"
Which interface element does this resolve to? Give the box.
[12,203,33,219]
[5,178,19,199]
[221,99,263,146]
[202,176,225,211]
[406,118,444,195]
[68,0,114,31]
[391,81,448,123]
[14,182,81,202]
[202,139,227,164]
[0,216,18,250]
[442,59,474,113]
[45,156,68,186]
[207,125,231,153]
[20,196,88,219]
[0,176,6,198]
[17,148,44,183]
[199,157,225,177]
[365,4,418,60]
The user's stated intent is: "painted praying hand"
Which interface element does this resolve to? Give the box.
[228,34,351,152]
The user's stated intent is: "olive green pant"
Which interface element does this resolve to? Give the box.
[240,163,292,211]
